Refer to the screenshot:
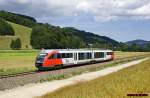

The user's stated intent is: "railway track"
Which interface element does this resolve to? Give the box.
[0,55,148,80]
[0,71,39,79]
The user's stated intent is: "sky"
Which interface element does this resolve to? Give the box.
[0,0,150,42]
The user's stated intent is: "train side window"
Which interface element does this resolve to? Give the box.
[61,53,73,58]
[66,53,70,58]
[57,53,61,58]
[94,52,98,58]
[107,52,112,55]
[78,53,84,60]
[49,54,57,59]
[94,52,104,58]
[69,53,73,58]
[87,53,92,59]
[49,53,61,59]
[61,53,65,58]
[100,52,104,58]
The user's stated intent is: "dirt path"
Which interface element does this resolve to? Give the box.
[0,58,148,98]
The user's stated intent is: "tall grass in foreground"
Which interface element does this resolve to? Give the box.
[39,59,150,98]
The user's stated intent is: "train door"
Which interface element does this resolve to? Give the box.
[104,52,107,60]
[74,52,77,64]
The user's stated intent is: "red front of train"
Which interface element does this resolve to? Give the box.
[35,50,63,69]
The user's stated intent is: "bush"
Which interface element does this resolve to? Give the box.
[0,18,15,36]
[10,38,22,49]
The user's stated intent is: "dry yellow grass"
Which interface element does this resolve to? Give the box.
[39,58,150,98]
[114,51,149,59]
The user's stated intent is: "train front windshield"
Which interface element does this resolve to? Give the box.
[36,53,48,63]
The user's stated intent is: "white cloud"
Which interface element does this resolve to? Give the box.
[0,0,150,22]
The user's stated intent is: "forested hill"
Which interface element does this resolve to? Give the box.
[0,10,36,27]
[30,24,120,49]
[126,39,149,47]
[0,10,122,50]
[63,27,119,46]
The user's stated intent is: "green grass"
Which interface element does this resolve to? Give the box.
[0,50,39,76]
[0,50,38,69]
[0,21,32,50]
[0,67,36,76]
[39,58,150,98]
[0,36,17,50]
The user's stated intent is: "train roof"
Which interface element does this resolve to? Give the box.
[40,49,113,54]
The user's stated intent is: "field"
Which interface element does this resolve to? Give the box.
[0,22,32,50]
[0,50,38,69]
[0,50,38,76]
[39,58,150,98]
[114,51,149,59]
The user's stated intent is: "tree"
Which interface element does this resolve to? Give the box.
[30,24,82,49]
[10,40,15,49]
[0,18,15,36]
[128,43,141,52]
[0,10,36,27]
[146,43,150,52]
[15,38,21,49]
[10,38,21,50]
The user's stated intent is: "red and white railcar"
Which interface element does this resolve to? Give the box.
[35,49,114,70]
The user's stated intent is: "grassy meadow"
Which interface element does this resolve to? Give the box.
[0,50,38,69]
[0,50,39,76]
[0,22,32,50]
[114,51,149,59]
[39,58,150,98]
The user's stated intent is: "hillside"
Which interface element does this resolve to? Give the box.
[126,39,149,47]
[0,21,32,50]
[0,10,36,27]
[0,10,121,50]
[63,27,119,46]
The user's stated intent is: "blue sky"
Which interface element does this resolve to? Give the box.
[0,0,150,42]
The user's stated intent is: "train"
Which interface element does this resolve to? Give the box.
[35,49,114,70]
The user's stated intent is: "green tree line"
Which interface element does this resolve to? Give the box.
[118,43,150,52]
[0,18,15,36]
[30,24,82,49]
[10,38,21,50]
[30,23,120,49]
[0,10,36,27]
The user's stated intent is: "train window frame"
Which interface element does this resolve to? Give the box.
[38,53,48,58]
[94,52,104,58]
[61,53,73,58]
[48,53,61,59]
[78,53,85,60]
[85,52,92,59]
[107,52,112,55]
[48,54,56,59]
[61,53,66,58]
[57,53,61,58]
